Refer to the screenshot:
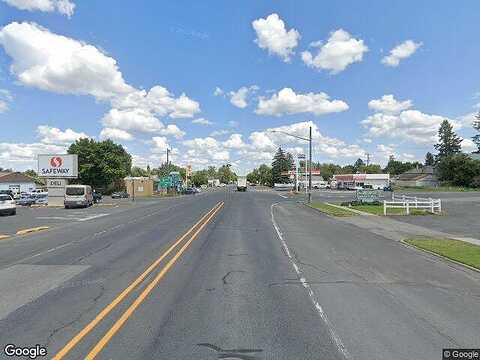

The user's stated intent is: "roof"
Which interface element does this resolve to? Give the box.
[0,172,36,184]
[396,166,437,181]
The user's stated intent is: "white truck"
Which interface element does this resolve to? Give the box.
[237,176,247,192]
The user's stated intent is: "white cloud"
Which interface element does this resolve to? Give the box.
[102,108,164,133]
[209,129,231,137]
[223,134,247,149]
[0,101,7,113]
[0,89,12,113]
[192,118,213,126]
[2,0,75,17]
[382,40,422,67]
[151,136,170,153]
[256,87,349,116]
[213,87,224,96]
[363,109,459,144]
[301,29,368,74]
[0,22,133,100]
[100,127,133,141]
[0,142,66,170]
[228,85,258,108]
[37,125,89,144]
[461,138,477,153]
[252,13,300,62]
[159,124,185,139]
[368,94,413,114]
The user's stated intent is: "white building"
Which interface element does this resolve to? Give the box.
[0,172,37,194]
[333,173,390,190]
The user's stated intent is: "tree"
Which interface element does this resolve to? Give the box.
[425,152,435,166]
[271,147,291,184]
[473,111,480,153]
[353,158,365,172]
[434,119,462,160]
[217,164,237,184]
[383,158,421,176]
[151,162,185,179]
[191,170,209,187]
[436,154,480,186]
[130,166,148,177]
[68,139,131,190]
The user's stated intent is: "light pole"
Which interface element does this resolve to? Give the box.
[269,126,313,203]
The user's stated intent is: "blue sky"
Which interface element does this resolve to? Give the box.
[0,0,479,173]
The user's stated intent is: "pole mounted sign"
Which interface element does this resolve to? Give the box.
[38,154,78,178]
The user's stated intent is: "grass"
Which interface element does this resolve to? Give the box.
[393,185,480,192]
[309,202,356,217]
[405,237,480,270]
[350,204,430,216]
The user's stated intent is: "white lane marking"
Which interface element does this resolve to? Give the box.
[270,202,352,360]
[277,193,288,199]
[30,242,73,258]
[78,213,109,222]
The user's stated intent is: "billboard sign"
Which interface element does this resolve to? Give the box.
[356,189,380,204]
[38,154,78,178]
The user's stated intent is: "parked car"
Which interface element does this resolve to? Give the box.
[111,191,129,199]
[383,185,393,192]
[16,194,36,206]
[184,187,196,194]
[93,191,103,203]
[35,194,48,205]
[64,185,93,208]
[0,189,14,198]
[0,194,16,215]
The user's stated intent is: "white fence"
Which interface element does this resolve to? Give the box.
[383,194,442,215]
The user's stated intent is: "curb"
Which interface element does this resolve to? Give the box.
[303,203,355,218]
[324,202,375,216]
[0,235,10,241]
[400,239,480,274]
[16,226,49,236]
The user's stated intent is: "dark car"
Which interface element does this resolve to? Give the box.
[93,191,103,203]
[184,187,195,195]
[111,191,129,199]
[383,185,393,192]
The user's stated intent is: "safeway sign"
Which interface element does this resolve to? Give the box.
[38,154,78,178]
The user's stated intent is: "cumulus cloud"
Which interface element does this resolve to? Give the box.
[301,29,368,74]
[159,124,185,139]
[209,129,232,137]
[255,87,349,116]
[252,13,300,62]
[461,138,477,153]
[368,94,413,114]
[0,142,66,170]
[2,0,76,17]
[37,125,89,144]
[228,85,258,108]
[0,89,12,113]
[0,22,133,100]
[213,87,224,96]
[223,134,247,149]
[382,40,422,67]
[192,118,213,126]
[151,136,170,153]
[102,108,164,133]
[100,127,133,141]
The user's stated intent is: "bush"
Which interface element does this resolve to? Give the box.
[437,155,480,187]
[471,176,480,188]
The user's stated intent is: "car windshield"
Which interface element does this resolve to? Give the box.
[0,195,11,201]
[66,187,84,196]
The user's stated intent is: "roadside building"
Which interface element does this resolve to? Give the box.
[394,166,438,187]
[208,178,220,187]
[333,173,390,190]
[124,176,154,197]
[0,172,36,194]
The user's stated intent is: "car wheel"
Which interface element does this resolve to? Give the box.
[11,209,16,215]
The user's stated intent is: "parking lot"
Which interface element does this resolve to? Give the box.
[0,196,162,237]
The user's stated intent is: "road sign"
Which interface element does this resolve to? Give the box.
[159,177,172,188]
[356,189,380,203]
[46,178,66,188]
[38,154,78,178]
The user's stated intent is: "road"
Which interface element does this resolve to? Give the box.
[0,189,478,359]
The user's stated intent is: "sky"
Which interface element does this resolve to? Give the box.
[0,0,479,174]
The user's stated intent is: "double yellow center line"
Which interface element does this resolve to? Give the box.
[53,201,224,360]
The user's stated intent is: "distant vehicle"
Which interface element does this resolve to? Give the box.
[0,194,16,215]
[383,185,393,192]
[0,190,14,198]
[353,185,364,191]
[16,194,36,206]
[34,194,48,205]
[184,187,195,194]
[93,191,103,203]
[237,176,247,192]
[312,181,328,189]
[363,184,373,189]
[194,187,201,193]
[111,191,129,199]
[274,183,294,191]
[64,185,93,209]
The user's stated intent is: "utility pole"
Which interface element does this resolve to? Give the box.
[166,148,170,165]
[308,126,312,204]
[366,153,370,167]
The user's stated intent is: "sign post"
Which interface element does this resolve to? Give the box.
[38,154,78,207]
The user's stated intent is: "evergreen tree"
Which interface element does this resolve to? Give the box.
[271,147,291,184]
[353,158,365,172]
[434,119,462,160]
[425,152,435,166]
[473,111,480,153]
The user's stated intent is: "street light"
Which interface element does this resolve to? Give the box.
[269,126,313,203]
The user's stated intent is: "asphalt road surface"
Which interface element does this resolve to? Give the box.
[0,189,478,360]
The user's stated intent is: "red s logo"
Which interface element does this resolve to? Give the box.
[50,156,63,167]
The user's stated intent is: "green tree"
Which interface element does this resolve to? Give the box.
[207,166,217,178]
[191,170,209,187]
[68,138,131,190]
[271,147,291,184]
[353,158,365,172]
[217,164,237,184]
[425,152,435,166]
[434,119,462,160]
[437,154,480,186]
[151,162,185,179]
[130,166,148,177]
[473,111,480,153]
[383,156,421,176]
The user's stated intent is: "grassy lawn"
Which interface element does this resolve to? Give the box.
[393,185,480,192]
[351,204,430,216]
[309,202,356,217]
[405,238,480,270]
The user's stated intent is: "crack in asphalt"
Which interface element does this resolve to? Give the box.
[222,271,246,285]
[197,343,263,360]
